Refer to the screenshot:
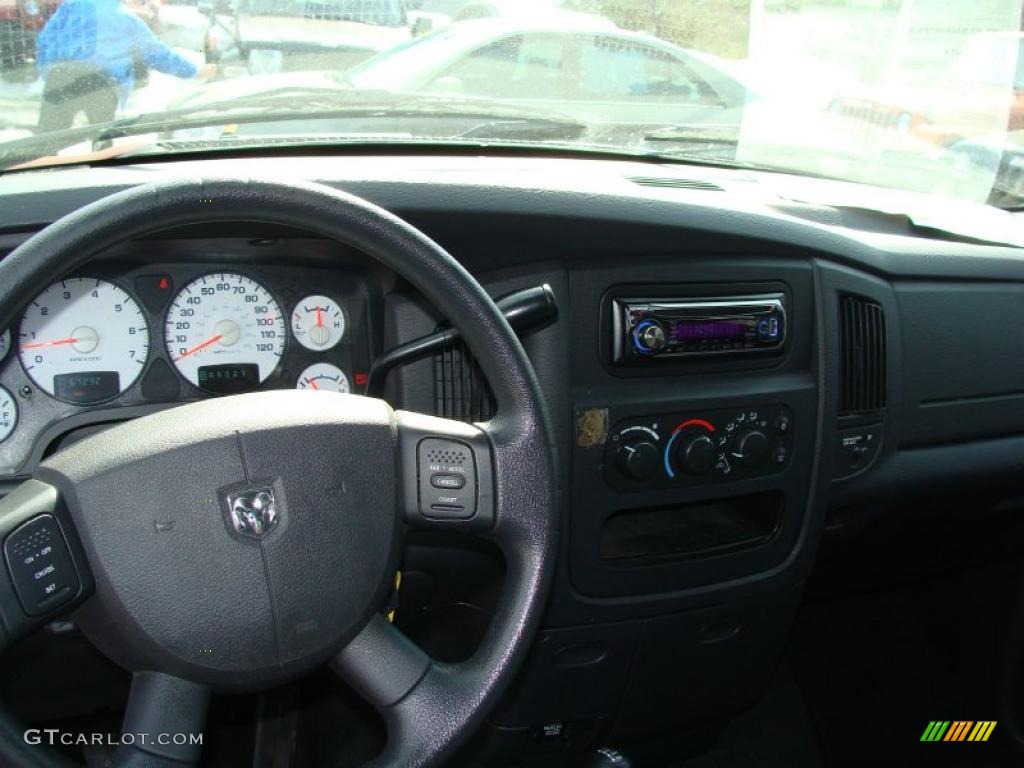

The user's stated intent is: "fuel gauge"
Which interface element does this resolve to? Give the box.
[0,385,17,443]
[291,295,345,351]
[296,363,350,393]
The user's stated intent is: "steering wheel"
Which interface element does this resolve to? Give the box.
[0,179,557,767]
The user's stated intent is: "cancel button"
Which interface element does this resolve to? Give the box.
[430,473,467,490]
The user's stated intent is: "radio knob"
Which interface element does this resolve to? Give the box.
[734,429,770,468]
[615,439,660,481]
[676,432,717,474]
[633,320,667,354]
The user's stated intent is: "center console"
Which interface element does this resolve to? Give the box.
[472,257,823,764]
[566,272,819,600]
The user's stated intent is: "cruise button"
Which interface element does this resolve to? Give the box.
[430,473,466,489]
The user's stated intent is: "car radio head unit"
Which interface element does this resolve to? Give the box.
[612,293,786,362]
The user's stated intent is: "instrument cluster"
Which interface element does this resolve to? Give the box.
[0,264,371,475]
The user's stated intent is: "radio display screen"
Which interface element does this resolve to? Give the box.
[667,320,749,341]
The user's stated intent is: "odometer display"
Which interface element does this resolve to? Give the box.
[53,371,122,404]
[197,363,261,394]
[166,273,285,392]
[18,278,149,403]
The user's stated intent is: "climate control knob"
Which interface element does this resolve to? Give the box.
[615,439,661,481]
[633,320,667,354]
[734,429,770,468]
[676,432,717,474]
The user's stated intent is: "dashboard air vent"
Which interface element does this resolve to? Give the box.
[628,176,724,192]
[434,341,495,423]
[838,294,887,416]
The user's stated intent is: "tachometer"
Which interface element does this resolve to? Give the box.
[166,273,285,393]
[18,278,150,404]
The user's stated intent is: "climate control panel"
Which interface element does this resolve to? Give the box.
[604,405,794,490]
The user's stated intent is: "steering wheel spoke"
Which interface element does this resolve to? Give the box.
[0,479,93,653]
[111,672,210,768]
[330,614,431,710]
[329,616,464,767]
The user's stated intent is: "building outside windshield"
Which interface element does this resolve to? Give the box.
[0,0,1022,209]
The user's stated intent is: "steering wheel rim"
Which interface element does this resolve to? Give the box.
[0,178,558,767]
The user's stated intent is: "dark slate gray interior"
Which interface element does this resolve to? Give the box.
[0,154,1022,768]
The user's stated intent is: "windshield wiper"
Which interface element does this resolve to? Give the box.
[630,126,778,174]
[638,123,859,179]
[0,89,586,170]
[643,122,739,141]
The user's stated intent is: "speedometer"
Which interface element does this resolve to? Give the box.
[18,278,150,404]
[166,273,285,393]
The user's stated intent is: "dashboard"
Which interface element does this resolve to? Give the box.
[0,251,375,476]
[2,154,1024,764]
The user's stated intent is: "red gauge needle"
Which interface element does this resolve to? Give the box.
[175,333,222,361]
[23,336,85,349]
[308,379,320,390]
[315,306,324,328]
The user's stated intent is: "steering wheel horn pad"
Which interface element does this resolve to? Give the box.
[38,391,401,689]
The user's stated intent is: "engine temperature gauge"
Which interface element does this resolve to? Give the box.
[291,295,345,351]
[296,363,350,393]
[0,385,17,443]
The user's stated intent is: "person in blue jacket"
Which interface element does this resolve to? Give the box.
[35,0,211,132]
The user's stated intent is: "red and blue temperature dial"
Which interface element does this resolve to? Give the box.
[664,419,718,478]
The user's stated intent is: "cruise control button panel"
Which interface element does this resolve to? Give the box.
[418,438,477,520]
[4,514,80,617]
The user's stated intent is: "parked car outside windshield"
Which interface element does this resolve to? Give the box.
[235,0,411,74]
[343,16,751,129]
[1,0,1023,212]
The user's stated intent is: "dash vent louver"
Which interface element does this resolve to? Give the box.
[838,294,887,416]
[434,340,495,423]
[628,176,724,192]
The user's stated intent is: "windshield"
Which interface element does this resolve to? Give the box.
[2,0,1024,210]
